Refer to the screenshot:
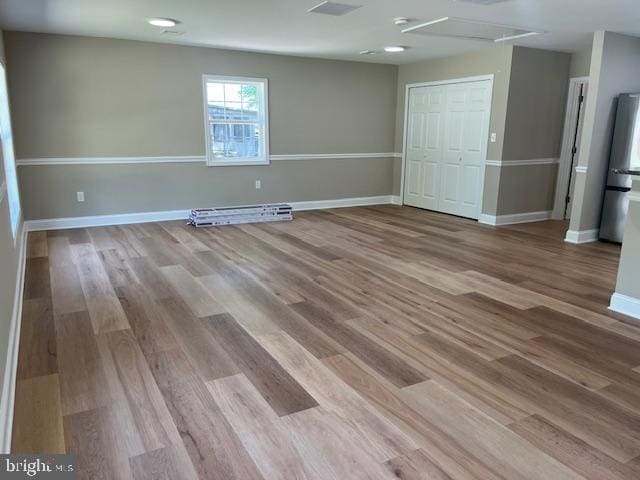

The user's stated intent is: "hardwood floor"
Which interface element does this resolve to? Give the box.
[11,205,640,479]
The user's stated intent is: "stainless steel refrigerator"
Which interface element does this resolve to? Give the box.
[600,93,640,243]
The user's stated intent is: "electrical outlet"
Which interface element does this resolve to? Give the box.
[255,180,262,189]
[490,132,497,143]
[77,191,85,202]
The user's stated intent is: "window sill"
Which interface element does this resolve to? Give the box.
[206,157,270,167]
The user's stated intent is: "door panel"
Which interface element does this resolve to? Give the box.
[407,160,421,196]
[422,162,438,202]
[462,165,481,206]
[404,86,445,210]
[426,113,441,149]
[458,80,491,219]
[409,113,425,150]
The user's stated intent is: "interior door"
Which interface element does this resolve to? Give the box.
[439,84,467,215]
[452,80,492,219]
[566,83,588,219]
[403,86,445,210]
[404,79,491,220]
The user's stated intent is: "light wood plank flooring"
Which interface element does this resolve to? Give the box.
[12,205,640,479]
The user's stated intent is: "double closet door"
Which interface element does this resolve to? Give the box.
[403,79,492,220]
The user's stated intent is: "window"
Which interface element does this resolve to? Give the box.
[203,75,269,166]
[0,62,20,239]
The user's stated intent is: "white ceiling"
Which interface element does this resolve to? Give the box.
[0,0,638,64]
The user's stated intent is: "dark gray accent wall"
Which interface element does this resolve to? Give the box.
[503,47,571,161]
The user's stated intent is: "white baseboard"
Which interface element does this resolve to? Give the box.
[391,196,403,205]
[24,195,398,231]
[564,228,600,244]
[610,293,640,320]
[0,224,27,453]
[478,210,552,226]
[26,209,191,231]
[291,195,395,212]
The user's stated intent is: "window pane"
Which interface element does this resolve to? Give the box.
[224,83,242,102]
[241,101,259,121]
[0,63,20,237]
[224,102,242,121]
[207,83,224,101]
[210,123,260,159]
[208,101,225,120]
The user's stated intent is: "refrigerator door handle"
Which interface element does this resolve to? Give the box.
[612,168,640,176]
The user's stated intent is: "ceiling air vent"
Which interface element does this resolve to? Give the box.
[402,17,542,43]
[453,0,513,4]
[307,1,362,16]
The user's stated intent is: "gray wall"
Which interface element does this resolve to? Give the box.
[494,164,558,215]
[20,159,394,219]
[615,180,640,300]
[570,31,640,233]
[0,29,24,453]
[4,32,399,219]
[569,43,593,78]
[496,47,569,215]
[503,47,570,161]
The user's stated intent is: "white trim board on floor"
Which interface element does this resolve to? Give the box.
[0,224,27,454]
[564,229,600,244]
[610,293,640,320]
[24,195,403,231]
[478,210,552,226]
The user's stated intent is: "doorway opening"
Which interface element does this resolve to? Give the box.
[553,77,589,220]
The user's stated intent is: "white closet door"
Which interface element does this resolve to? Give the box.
[448,80,492,219]
[440,83,467,216]
[403,85,445,210]
[404,79,491,220]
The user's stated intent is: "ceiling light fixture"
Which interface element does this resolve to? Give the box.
[384,46,406,52]
[393,17,410,26]
[148,18,179,28]
[359,50,377,55]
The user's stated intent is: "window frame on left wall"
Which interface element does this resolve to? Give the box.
[202,74,270,166]
[0,61,21,241]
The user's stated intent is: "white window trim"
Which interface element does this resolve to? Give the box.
[0,60,21,240]
[202,74,270,167]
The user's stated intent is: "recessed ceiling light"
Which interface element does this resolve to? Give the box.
[148,18,179,28]
[393,17,410,26]
[384,46,406,52]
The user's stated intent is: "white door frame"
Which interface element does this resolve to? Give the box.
[400,74,495,219]
[552,76,589,220]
